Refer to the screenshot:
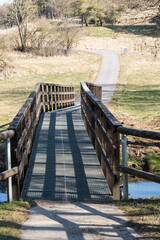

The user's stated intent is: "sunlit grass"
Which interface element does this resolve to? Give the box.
[84,25,157,38]
[109,54,160,125]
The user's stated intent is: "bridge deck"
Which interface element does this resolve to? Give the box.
[21,105,111,202]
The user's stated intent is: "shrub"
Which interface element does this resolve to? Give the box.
[9,19,81,56]
[0,34,7,72]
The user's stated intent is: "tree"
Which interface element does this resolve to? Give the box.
[0,0,37,51]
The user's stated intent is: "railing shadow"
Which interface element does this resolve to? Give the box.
[66,108,91,202]
[21,202,138,239]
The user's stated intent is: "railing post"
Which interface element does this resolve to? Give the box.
[121,134,128,201]
[112,131,121,200]
[6,138,13,202]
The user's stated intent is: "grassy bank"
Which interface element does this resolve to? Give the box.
[0,201,30,239]
[116,198,160,240]
[108,53,160,174]
[77,25,160,174]
[0,51,101,132]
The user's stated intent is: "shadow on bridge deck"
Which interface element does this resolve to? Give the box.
[21,105,111,202]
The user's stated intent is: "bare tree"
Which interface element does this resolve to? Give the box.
[1,0,38,51]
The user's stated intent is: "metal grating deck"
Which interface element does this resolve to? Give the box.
[21,105,111,202]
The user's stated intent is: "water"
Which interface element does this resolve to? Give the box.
[1,182,159,202]
[0,182,7,203]
[129,181,160,199]
[0,192,7,203]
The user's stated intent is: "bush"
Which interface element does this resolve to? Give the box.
[0,34,7,72]
[10,19,81,56]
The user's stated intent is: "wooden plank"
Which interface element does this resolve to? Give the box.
[18,149,27,179]
[81,95,116,156]
[16,119,31,158]
[118,165,160,183]
[81,108,115,182]
[42,99,74,106]
[81,82,121,130]
[41,92,74,96]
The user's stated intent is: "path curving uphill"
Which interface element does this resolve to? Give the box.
[76,50,119,105]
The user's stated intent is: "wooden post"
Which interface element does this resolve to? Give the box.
[112,131,121,200]
[121,134,128,201]
[10,134,20,200]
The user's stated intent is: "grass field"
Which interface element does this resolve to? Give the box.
[85,24,157,38]
[0,50,101,131]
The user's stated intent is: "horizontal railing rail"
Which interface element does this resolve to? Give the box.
[0,167,18,181]
[0,82,75,201]
[81,81,160,200]
[118,126,160,140]
[0,130,15,141]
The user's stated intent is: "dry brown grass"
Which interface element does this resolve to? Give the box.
[76,36,160,57]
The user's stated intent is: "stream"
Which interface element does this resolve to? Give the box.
[128,181,160,199]
[0,181,160,202]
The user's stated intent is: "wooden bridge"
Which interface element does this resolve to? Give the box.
[0,82,160,202]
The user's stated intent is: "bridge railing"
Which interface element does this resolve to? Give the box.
[0,130,17,202]
[81,81,121,200]
[1,82,74,201]
[81,81,160,200]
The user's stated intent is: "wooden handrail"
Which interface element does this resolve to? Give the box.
[0,130,15,141]
[0,167,18,181]
[118,126,160,140]
[81,81,121,200]
[117,165,160,183]
[7,82,75,200]
[81,81,160,200]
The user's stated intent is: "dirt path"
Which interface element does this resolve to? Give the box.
[82,50,119,104]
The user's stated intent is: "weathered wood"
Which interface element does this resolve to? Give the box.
[7,81,75,199]
[118,165,160,183]
[0,130,15,141]
[81,82,121,131]
[81,94,116,156]
[81,107,116,183]
[118,126,160,140]
[0,167,18,181]
[86,82,102,101]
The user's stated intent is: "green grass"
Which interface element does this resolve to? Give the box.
[0,201,30,239]
[85,25,157,38]
[111,83,160,120]
[109,55,160,123]
[147,151,160,174]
